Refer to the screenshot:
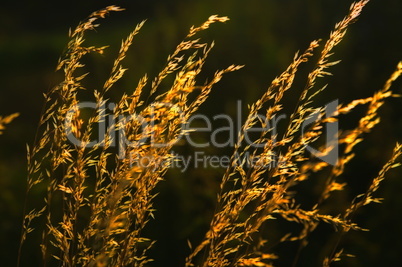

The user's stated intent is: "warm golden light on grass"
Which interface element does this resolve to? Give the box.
[7,1,401,266]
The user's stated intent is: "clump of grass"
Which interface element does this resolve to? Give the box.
[18,5,241,267]
[17,1,402,266]
[185,1,402,266]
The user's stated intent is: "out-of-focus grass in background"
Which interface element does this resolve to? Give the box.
[1,0,401,266]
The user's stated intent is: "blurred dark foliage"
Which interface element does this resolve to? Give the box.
[0,0,401,266]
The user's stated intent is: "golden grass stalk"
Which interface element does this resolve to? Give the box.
[18,6,240,267]
[185,1,402,266]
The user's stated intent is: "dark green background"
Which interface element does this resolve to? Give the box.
[1,0,401,266]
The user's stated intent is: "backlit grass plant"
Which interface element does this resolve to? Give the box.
[16,1,402,266]
[0,113,19,135]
